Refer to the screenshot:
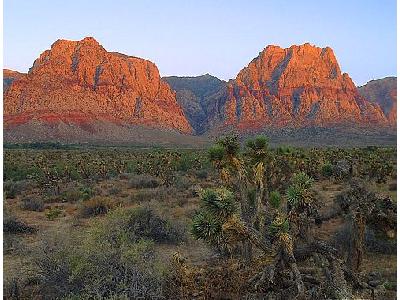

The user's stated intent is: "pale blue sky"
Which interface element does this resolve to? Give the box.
[4,0,397,85]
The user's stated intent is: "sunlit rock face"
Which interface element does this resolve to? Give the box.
[4,37,192,133]
[212,43,388,131]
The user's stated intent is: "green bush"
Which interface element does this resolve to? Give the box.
[80,186,94,201]
[60,189,82,203]
[321,162,334,178]
[195,168,209,179]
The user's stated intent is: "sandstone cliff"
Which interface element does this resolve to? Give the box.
[4,37,192,133]
[210,43,388,131]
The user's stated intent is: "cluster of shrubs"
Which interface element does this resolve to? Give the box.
[32,206,185,299]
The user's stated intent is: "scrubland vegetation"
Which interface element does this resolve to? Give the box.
[3,139,397,299]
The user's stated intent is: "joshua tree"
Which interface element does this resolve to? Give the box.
[190,135,393,299]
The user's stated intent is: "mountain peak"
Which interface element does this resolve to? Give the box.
[4,37,192,133]
[219,44,388,129]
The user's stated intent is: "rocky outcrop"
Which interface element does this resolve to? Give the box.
[4,37,192,133]
[211,43,389,131]
[358,77,397,125]
[3,69,25,92]
[164,74,226,133]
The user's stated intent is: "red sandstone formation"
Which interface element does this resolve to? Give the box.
[216,43,388,130]
[4,37,192,133]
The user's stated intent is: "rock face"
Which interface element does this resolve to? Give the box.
[358,77,397,125]
[163,74,226,134]
[3,69,25,92]
[4,37,192,133]
[211,43,389,131]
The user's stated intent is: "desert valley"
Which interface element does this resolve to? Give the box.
[3,30,397,300]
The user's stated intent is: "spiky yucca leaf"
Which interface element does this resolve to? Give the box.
[286,184,303,207]
[191,211,222,242]
[208,145,225,164]
[292,172,314,189]
[200,188,237,220]
[217,135,240,156]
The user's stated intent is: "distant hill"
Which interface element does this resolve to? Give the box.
[164,74,226,134]
[358,77,397,125]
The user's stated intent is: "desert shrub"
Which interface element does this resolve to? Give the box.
[79,197,116,218]
[34,209,171,299]
[125,207,186,244]
[4,212,35,234]
[45,207,63,221]
[4,234,24,255]
[130,187,171,204]
[4,180,32,199]
[108,186,121,196]
[173,175,191,190]
[80,186,94,201]
[60,189,82,203]
[4,277,23,300]
[321,162,334,178]
[365,227,397,254]
[4,163,41,181]
[195,168,209,180]
[129,174,161,189]
[269,191,282,209]
[175,152,197,172]
[20,197,44,212]
[388,182,396,191]
[130,190,157,203]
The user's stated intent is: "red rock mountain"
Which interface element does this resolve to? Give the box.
[4,37,192,133]
[209,43,389,131]
[358,77,397,126]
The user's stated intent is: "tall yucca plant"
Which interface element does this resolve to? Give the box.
[191,187,238,252]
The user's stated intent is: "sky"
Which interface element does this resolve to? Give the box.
[4,0,397,85]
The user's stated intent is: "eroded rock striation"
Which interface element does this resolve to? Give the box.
[4,37,192,133]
